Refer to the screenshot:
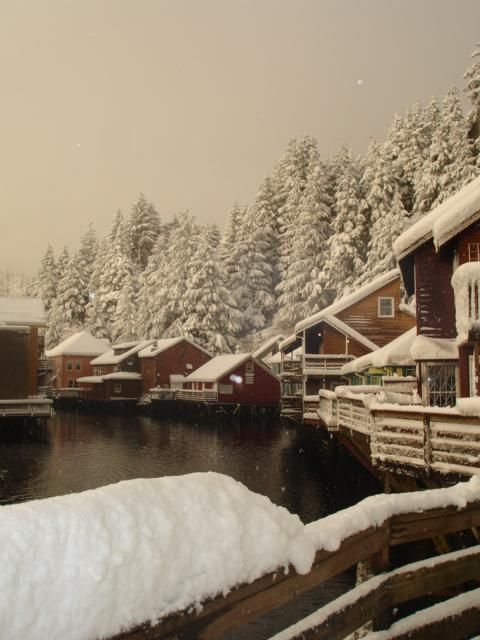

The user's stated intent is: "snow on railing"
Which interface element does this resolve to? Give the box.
[303,354,354,373]
[176,389,218,402]
[452,261,480,344]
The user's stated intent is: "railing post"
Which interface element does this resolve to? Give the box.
[423,414,431,473]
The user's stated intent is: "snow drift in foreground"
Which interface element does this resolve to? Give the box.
[1,474,480,640]
[0,473,312,640]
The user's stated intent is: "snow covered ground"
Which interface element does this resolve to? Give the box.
[1,473,479,640]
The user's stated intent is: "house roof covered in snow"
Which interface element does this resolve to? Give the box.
[279,333,302,352]
[0,297,46,327]
[295,269,400,333]
[46,331,110,358]
[138,336,211,358]
[341,327,417,375]
[322,314,380,352]
[394,175,480,260]
[252,335,284,360]
[90,340,155,365]
[185,353,278,383]
[102,372,142,381]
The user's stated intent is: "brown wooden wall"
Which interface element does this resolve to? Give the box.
[457,220,480,264]
[320,323,370,358]
[0,329,30,399]
[336,278,415,347]
[216,361,280,405]
[140,341,211,392]
[414,241,456,339]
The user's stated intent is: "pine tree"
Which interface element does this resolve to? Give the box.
[128,193,161,270]
[111,271,139,343]
[464,42,480,139]
[34,245,57,311]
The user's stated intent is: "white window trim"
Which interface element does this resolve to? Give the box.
[378,297,395,318]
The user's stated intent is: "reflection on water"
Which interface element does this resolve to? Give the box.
[0,411,380,637]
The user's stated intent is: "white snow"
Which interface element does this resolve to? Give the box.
[76,376,103,384]
[45,331,110,358]
[184,353,278,383]
[138,336,211,359]
[341,328,416,375]
[252,334,284,360]
[101,372,142,381]
[91,340,155,366]
[279,333,301,352]
[394,174,480,259]
[0,297,46,327]
[295,269,400,333]
[451,261,480,344]
[2,473,480,640]
[0,473,309,640]
[410,334,459,360]
[456,397,480,416]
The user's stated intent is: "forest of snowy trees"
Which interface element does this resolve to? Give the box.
[30,45,480,352]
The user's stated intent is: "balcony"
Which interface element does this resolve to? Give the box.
[303,354,355,375]
[175,389,218,403]
[451,261,480,343]
[280,359,302,376]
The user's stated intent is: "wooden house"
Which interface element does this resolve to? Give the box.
[294,270,416,397]
[180,353,280,407]
[46,331,110,390]
[0,297,53,419]
[138,337,212,394]
[393,173,480,406]
[77,339,154,403]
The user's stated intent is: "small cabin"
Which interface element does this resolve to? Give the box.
[46,331,110,390]
[182,354,280,406]
[0,297,53,418]
[138,337,212,393]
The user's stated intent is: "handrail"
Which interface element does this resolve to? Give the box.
[107,498,480,640]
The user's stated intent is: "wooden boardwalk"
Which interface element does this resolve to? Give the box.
[106,497,480,640]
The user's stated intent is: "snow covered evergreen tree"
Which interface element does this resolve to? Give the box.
[111,270,139,343]
[182,226,241,353]
[128,193,161,270]
[464,42,480,140]
[33,245,57,311]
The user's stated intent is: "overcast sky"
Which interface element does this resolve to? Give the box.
[1,0,480,274]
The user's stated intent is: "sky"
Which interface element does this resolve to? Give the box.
[1,0,480,274]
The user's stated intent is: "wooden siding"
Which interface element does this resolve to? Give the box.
[140,340,211,392]
[336,277,415,347]
[320,323,370,358]
[51,354,97,388]
[414,241,455,338]
[457,220,480,264]
[0,329,30,399]
[216,360,280,405]
[79,379,142,401]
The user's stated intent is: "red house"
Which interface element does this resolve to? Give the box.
[46,331,110,390]
[138,337,212,393]
[181,353,280,406]
[394,173,480,406]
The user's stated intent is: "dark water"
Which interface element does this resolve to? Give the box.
[0,411,380,637]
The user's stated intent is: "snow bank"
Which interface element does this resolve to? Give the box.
[0,473,313,640]
[410,334,458,360]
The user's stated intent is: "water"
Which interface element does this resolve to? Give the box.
[0,411,380,637]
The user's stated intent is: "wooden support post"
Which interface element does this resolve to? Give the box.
[423,414,431,473]
[369,523,391,632]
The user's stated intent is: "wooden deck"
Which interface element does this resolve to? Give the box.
[0,397,53,418]
[316,391,480,478]
[106,494,480,640]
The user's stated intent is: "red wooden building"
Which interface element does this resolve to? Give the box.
[0,297,53,419]
[181,353,280,406]
[46,331,110,390]
[394,173,480,406]
[138,337,212,393]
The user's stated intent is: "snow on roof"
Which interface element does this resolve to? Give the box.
[394,174,480,260]
[0,297,46,327]
[252,335,284,360]
[0,473,309,640]
[279,333,301,351]
[113,341,140,350]
[295,269,400,333]
[76,376,104,384]
[184,353,251,382]
[138,336,211,358]
[341,327,416,375]
[322,314,379,352]
[91,340,155,365]
[410,335,459,361]
[102,372,142,381]
[45,331,110,357]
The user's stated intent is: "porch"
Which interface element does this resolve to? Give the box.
[303,353,355,375]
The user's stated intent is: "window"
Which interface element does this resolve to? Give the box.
[468,242,480,262]
[75,361,81,371]
[66,361,73,371]
[114,383,122,394]
[421,362,458,407]
[378,297,394,318]
[246,362,254,372]
[68,379,75,388]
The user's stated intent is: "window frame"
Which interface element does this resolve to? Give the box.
[468,242,480,262]
[378,296,395,318]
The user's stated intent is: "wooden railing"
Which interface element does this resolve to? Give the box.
[337,397,373,435]
[303,395,319,419]
[303,354,354,374]
[281,360,302,375]
[176,389,218,403]
[0,399,54,418]
[281,395,303,416]
[318,391,338,429]
[107,497,480,640]
[37,356,52,372]
[147,388,177,401]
